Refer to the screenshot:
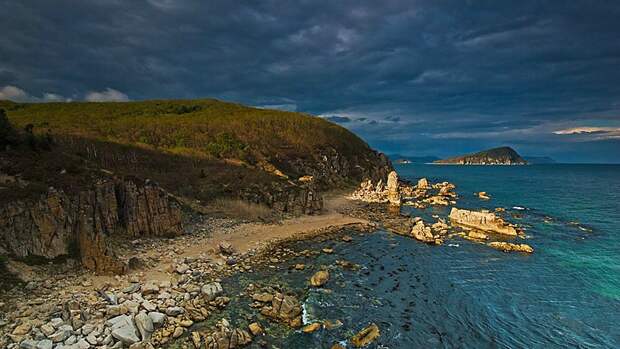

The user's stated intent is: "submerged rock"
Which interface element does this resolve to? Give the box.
[350,323,380,347]
[310,270,330,287]
[260,293,303,328]
[467,231,488,240]
[488,241,534,253]
[449,208,518,236]
[477,191,491,200]
[302,322,321,333]
[248,322,263,336]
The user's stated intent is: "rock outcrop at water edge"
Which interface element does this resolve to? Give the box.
[410,220,437,244]
[449,207,518,236]
[349,170,403,205]
[386,171,401,206]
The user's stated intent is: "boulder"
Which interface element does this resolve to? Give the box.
[248,322,263,336]
[147,312,166,327]
[141,281,159,295]
[449,208,517,236]
[203,326,252,349]
[134,311,154,340]
[36,340,53,349]
[12,323,31,335]
[302,323,322,333]
[191,331,202,348]
[416,178,429,189]
[218,242,235,255]
[260,293,303,328]
[108,315,140,345]
[350,323,380,347]
[310,270,330,287]
[410,221,435,244]
[165,306,185,316]
[19,340,37,349]
[201,282,223,301]
[478,191,491,200]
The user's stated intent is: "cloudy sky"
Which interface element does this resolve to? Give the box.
[1,1,619,162]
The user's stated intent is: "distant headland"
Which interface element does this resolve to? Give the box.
[434,146,528,165]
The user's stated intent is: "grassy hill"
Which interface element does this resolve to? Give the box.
[434,146,527,165]
[0,99,390,206]
[0,99,369,160]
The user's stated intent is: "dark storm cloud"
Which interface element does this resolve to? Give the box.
[1,1,620,162]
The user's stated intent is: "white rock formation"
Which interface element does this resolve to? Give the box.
[449,208,517,236]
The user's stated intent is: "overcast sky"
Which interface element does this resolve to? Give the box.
[1,1,619,162]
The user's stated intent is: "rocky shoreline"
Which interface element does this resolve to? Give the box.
[0,216,378,349]
[1,171,535,349]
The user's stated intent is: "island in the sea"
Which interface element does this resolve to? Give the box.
[389,154,440,164]
[434,146,528,165]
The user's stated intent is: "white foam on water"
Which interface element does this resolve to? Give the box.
[512,206,527,210]
[302,302,309,324]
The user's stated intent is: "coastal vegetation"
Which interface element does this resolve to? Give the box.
[0,99,369,162]
[0,99,388,206]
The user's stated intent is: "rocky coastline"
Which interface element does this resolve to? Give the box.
[0,170,534,349]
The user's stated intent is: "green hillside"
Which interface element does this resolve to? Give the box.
[0,99,369,160]
[0,99,389,206]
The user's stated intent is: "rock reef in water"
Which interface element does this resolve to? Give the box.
[449,207,518,236]
[350,323,380,347]
[488,241,534,253]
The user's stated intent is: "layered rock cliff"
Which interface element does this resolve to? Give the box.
[240,181,323,215]
[277,146,393,189]
[0,179,182,274]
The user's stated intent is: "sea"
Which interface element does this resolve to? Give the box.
[217,164,620,348]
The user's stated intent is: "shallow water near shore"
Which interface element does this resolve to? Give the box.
[218,164,620,348]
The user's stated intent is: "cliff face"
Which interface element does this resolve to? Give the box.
[0,100,394,274]
[434,146,527,165]
[0,179,182,274]
[278,147,393,188]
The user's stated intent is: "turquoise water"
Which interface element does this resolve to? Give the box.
[223,164,620,348]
